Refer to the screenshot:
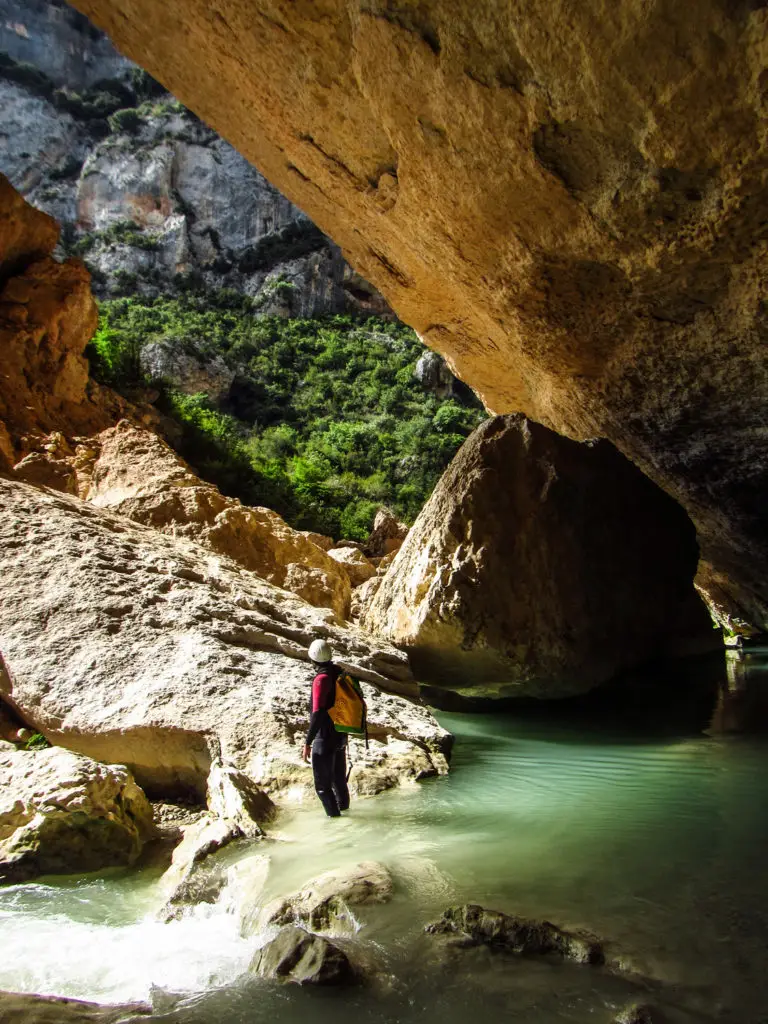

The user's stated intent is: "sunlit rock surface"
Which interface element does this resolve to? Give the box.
[0,745,155,883]
[69,0,768,629]
[0,991,152,1023]
[261,861,393,934]
[0,478,450,799]
[362,416,714,699]
[35,419,354,620]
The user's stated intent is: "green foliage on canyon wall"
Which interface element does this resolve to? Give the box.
[89,295,485,539]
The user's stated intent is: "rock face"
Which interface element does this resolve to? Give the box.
[0,0,391,315]
[425,904,604,965]
[0,175,169,468]
[327,546,377,588]
[0,172,59,279]
[251,926,356,986]
[0,745,155,883]
[362,416,713,699]
[262,861,393,933]
[37,419,354,620]
[0,477,451,799]
[69,0,768,631]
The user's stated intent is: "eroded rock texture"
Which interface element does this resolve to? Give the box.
[69,0,768,628]
[0,745,155,882]
[0,478,450,799]
[29,419,354,620]
[362,416,713,699]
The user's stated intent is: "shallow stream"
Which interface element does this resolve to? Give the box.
[3,651,768,1023]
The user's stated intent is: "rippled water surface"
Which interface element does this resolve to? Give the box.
[3,652,768,1023]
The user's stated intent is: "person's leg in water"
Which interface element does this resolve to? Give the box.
[312,743,341,817]
[332,740,350,812]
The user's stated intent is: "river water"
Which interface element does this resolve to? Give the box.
[2,651,768,1023]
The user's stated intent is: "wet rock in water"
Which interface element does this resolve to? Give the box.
[614,1004,667,1024]
[206,760,275,837]
[251,925,356,986]
[0,746,155,884]
[262,861,393,933]
[0,990,152,1023]
[425,904,604,965]
[363,415,713,700]
[327,546,377,588]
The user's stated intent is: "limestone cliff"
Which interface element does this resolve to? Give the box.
[0,0,390,315]
[68,0,768,631]
[362,416,714,699]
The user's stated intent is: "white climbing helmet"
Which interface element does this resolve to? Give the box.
[308,638,332,663]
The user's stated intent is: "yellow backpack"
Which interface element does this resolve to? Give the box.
[328,672,368,742]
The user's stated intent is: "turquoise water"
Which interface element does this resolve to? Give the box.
[2,651,768,1023]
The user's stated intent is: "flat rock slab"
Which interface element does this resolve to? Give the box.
[426,904,604,966]
[251,925,356,986]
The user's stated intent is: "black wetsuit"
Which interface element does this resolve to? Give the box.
[305,662,350,817]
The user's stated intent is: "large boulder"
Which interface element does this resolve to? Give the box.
[327,546,377,588]
[362,416,714,700]
[262,861,393,934]
[17,421,353,620]
[251,926,356,986]
[71,0,768,632]
[0,745,155,883]
[365,508,409,559]
[0,477,450,800]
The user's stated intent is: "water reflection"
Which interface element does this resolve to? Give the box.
[708,649,768,734]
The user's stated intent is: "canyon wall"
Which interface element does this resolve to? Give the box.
[66,0,768,631]
[0,0,390,315]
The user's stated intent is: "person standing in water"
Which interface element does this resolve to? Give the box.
[302,639,351,818]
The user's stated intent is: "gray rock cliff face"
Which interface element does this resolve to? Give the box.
[0,0,391,315]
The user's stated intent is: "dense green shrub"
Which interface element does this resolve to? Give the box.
[88,296,486,538]
[108,107,142,134]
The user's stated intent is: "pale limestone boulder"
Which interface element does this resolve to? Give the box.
[362,416,713,700]
[350,574,383,622]
[327,547,377,588]
[31,420,353,621]
[300,531,335,551]
[0,478,450,802]
[0,746,155,883]
[206,761,275,837]
[139,339,235,401]
[262,861,393,934]
[366,508,409,558]
[251,926,355,986]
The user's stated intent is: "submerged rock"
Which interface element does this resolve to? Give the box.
[0,746,155,884]
[363,416,714,700]
[614,1005,667,1024]
[425,904,604,965]
[251,925,356,986]
[0,478,450,801]
[262,861,393,933]
[0,990,152,1023]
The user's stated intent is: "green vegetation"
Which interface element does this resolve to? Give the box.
[89,295,485,538]
[23,733,51,752]
[72,220,160,257]
[107,107,143,134]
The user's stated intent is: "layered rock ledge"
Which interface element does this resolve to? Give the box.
[0,477,451,800]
